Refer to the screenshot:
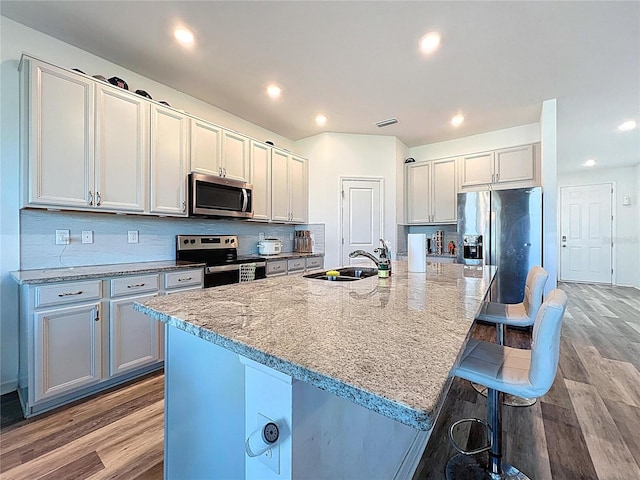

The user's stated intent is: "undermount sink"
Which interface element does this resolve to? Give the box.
[303,267,378,282]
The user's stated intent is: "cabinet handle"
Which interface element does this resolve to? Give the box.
[57,290,83,297]
[177,277,192,282]
[95,305,100,322]
[496,173,499,182]
[127,283,146,288]
[223,167,227,177]
[88,190,94,206]
[96,191,102,206]
[182,201,187,213]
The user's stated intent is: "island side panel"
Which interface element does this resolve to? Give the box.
[165,326,246,479]
[291,380,428,479]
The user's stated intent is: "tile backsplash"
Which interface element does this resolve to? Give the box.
[19,210,324,270]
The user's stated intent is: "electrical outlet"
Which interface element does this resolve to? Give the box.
[81,230,94,244]
[127,231,139,244]
[258,232,265,241]
[257,413,279,474]
[55,230,70,245]
[289,232,294,240]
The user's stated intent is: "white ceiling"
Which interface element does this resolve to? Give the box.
[2,1,638,173]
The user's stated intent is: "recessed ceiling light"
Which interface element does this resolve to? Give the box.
[315,114,328,126]
[419,32,441,54]
[450,114,464,127]
[618,120,637,131]
[266,84,282,99]
[174,28,194,45]
[584,159,596,167]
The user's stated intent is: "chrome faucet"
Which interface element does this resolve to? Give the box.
[349,239,391,267]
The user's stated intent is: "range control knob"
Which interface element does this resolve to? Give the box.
[183,239,189,244]
[190,239,196,244]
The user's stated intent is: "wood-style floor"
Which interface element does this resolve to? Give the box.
[1,282,639,479]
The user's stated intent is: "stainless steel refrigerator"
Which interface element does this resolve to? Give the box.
[456,187,542,304]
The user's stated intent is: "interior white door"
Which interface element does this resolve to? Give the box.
[341,179,383,266]
[560,184,613,283]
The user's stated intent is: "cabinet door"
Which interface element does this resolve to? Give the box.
[26,60,94,208]
[289,155,308,223]
[431,158,457,223]
[406,163,431,224]
[494,145,534,184]
[461,152,494,187]
[95,84,148,213]
[34,303,102,402]
[109,293,161,377]
[150,105,188,216]
[190,118,222,176]
[221,130,249,181]
[250,141,271,221]
[271,149,290,222]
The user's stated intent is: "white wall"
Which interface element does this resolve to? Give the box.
[408,123,541,160]
[557,166,639,287]
[295,133,401,267]
[541,99,558,293]
[0,17,297,393]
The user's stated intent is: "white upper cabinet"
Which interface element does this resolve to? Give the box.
[460,144,538,190]
[95,84,148,213]
[405,158,457,224]
[494,144,535,184]
[22,58,94,208]
[288,155,308,223]
[271,149,308,223]
[190,118,222,177]
[221,130,249,181]
[249,141,271,221]
[460,151,494,187]
[150,104,189,216]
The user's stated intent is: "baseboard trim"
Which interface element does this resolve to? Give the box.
[1,378,19,396]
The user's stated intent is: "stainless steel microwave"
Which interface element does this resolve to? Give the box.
[188,172,253,219]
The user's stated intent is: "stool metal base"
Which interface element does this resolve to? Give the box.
[445,453,530,480]
[471,383,537,407]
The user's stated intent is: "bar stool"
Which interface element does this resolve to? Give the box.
[446,289,568,480]
[472,266,549,407]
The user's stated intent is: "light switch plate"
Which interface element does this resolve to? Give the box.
[127,231,139,244]
[82,230,94,244]
[259,232,265,241]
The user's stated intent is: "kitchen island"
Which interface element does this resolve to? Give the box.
[136,261,495,479]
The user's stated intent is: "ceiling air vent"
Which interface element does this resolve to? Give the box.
[375,118,398,128]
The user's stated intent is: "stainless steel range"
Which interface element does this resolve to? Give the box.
[177,235,266,288]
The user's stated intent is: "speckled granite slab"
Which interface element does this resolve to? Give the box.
[136,261,496,431]
[11,260,205,284]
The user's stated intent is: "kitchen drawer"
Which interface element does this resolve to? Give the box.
[164,269,203,290]
[287,258,305,272]
[110,274,159,298]
[34,280,102,308]
[266,260,287,276]
[305,256,324,270]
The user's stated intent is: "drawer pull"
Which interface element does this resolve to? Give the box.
[127,283,146,288]
[177,277,192,282]
[57,291,83,297]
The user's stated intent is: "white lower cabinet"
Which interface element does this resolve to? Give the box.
[18,267,204,417]
[34,302,102,403]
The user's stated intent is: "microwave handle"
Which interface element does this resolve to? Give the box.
[242,188,249,212]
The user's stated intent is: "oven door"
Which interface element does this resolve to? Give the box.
[205,263,266,288]
[189,173,253,219]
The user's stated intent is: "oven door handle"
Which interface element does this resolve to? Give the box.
[241,188,249,212]
[206,261,266,274]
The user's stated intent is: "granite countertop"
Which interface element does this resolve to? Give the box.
[11,260,206,285]
[136,261,495,431]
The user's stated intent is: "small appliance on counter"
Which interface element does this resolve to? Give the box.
[257,239,282,255]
